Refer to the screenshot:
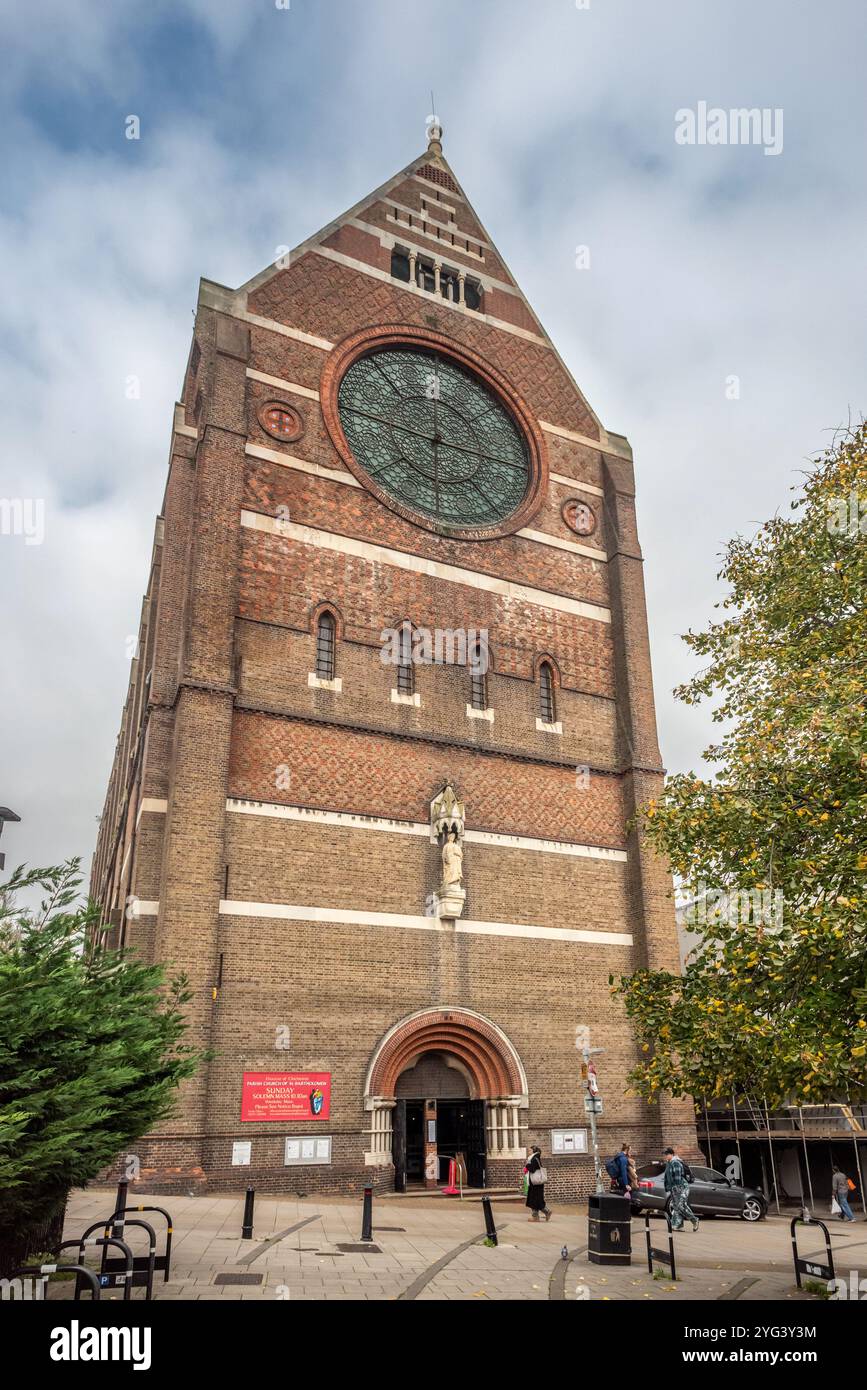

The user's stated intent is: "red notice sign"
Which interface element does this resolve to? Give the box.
[240,1072,331,1122]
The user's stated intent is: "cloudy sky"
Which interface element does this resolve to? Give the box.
[1,0,865,887]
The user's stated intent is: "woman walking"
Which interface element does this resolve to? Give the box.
[626,1145,639,1195]
[524,1145,552,1222]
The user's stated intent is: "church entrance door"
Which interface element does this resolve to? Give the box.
[437,1098,487,1189]
[394,1094,487,1190]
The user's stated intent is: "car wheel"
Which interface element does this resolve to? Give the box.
[741,1197,764,1222]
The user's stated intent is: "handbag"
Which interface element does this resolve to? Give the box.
[831,1196,841,1215]
[530,1166,548,1185]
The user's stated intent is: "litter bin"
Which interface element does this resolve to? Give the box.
[587,1192,632,1266]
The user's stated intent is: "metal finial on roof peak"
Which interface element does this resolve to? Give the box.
[426,109,443,156]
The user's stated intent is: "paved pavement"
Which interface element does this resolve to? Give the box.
[41,1189,867,1301]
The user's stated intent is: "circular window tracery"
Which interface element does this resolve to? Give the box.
[321,326,548,541]
[337,348,529,531]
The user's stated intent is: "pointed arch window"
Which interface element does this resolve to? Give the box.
[315,611,336,681]
[539,661,556,725]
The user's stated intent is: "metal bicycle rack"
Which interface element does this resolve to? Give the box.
[644,1210,678,1282]
[790,1214,836,1290]
[57,1234,134,1302]
[84,1214,158,1300]
[9,1262,101,1300]
[102,1203,173,1295]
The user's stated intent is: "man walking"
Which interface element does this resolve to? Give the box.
[663,1146,699,1231]
[832,1165,856,1222]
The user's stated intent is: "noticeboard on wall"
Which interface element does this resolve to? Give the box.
[284,1136,333,1166]
[550,1128,589,1154]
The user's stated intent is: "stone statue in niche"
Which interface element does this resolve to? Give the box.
[441,828,463,889]
[429,783,466,920]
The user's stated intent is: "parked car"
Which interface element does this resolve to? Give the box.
[630,1162,767,1222]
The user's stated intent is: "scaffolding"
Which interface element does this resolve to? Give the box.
[697,1096,867,1217]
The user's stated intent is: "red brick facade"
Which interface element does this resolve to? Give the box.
[91,136,696,1199]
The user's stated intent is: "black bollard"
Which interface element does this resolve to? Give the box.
[361,1186,373,1242]
[112,1178,129,1239]
[242,1186,255,1240]
[482,1195,498,1246]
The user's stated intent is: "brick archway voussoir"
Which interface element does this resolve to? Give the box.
[385,1030,501,1099]
[367,1008,525,1100]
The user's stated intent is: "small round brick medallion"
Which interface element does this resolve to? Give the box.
[562,498,597,536]
[258,399,304,443]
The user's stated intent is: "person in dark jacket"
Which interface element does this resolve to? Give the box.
[663,1146,699,1231]
[524,1145,551,1221]
[611,1143,634,1196]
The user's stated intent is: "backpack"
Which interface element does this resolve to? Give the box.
[682,1161,694,1183]
[604,1155,621,1180]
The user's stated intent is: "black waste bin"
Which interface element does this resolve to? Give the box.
[587,1192,632,1266]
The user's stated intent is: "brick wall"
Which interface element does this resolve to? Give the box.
[91,148,696,1193]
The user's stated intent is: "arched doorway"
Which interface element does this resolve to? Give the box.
[364,1008,528,1190]
[395,1052,473,1186]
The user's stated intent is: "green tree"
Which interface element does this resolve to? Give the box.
[0,860,199,1274]
[614,422,867,1107]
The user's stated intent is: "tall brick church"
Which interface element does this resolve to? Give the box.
[92,123,695,1195]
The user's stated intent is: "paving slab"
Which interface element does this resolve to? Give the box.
[43,1189,855,1303]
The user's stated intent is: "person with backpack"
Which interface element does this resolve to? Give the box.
[523,1144,551,1221]
[663,1146,699,1231]
[605,1143,634,1196]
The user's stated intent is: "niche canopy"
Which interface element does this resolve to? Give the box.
[322,326,547,541]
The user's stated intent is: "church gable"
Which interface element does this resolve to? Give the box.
[245,249,599,441]
[230,128,600,439]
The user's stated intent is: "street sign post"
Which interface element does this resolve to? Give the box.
[581,1042,606,1193]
